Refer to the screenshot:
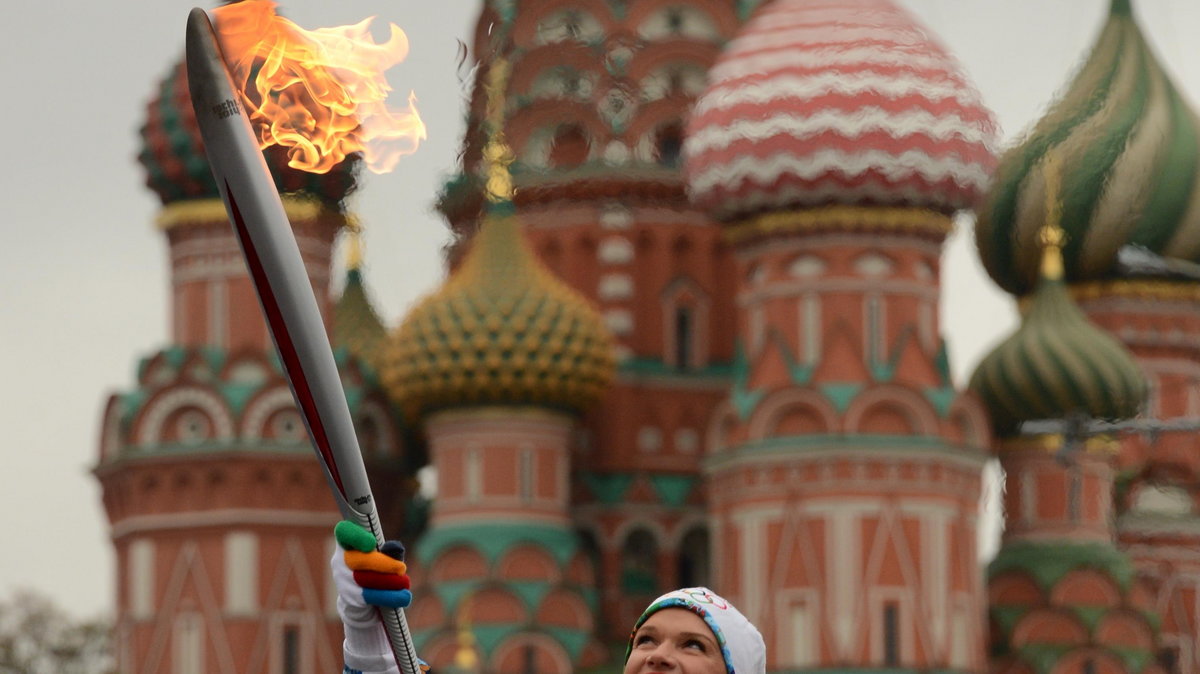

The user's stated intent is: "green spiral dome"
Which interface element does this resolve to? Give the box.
[138,60,361,206]
[975,0,1200,296]
[381,213,615,419]
[969,257,1146,437]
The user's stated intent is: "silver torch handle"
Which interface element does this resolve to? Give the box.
[184,8,421,674]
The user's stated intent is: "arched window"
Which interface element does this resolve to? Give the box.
[676,528,710,587]
[663,277,709,369]
[655,122,683,167]
[549,125,589,168]
[865,293,885,365]
[640,64,708,101]
[637,6,721,41]
[530,66,595,101]
[621,528,659,594]
[577,528,603,589]
[535,9,604,45]
[675,306,693,368]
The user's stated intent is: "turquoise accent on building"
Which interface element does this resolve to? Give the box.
[267,350,284,374]
[869,361,895,382]
[934,340,953,386]
[648,475,696,507]
[216,382,260,415]
[1110,646,1153,674]
[1070,605,1107,631]
[543,626,590,660]
[789,363,815,386]
[767,669,969,674]
[619,357,733,379]
[430,579,481,615]
[508,580,554,612]
[473,624,523,655]
[764,331,815,387]
[820,383,863,412]
[988,605,1027,635]
[411,628,435,653]
[581,473,634,505]
[731,343,764,420]
[111,344,387,456]
[1015,646,1072,674]
[923,387,957,418]
[119,390,148,425]
[732,385,764,421]
[488,199,517,218]
[411,624,592,662]
[119,441,311,457]
[343,386,364,412]
[714,434,982,463]
[200,345,226,372]
[736,0,766,21]
[416,523,580,566]
[988,541,1136,591]
[875,329,919,384]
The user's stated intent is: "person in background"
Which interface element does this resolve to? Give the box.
[332,521,766,674]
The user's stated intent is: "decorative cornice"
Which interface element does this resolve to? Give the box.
[1071,279,1200,303]
[155,197,349,230]
[725,206,953,244]
[512,166,687,207]
[704,435,988,474]
[110,508,339,538]
[994,433,1120,456]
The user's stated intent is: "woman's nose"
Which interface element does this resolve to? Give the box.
[646,643,677,669]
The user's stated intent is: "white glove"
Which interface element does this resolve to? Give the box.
[332,542,402,674]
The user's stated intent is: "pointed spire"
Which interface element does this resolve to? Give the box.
[1110,0,1133,17]
[1037,153,1066,283]
[482,57,515,211]
[344,218,365,271]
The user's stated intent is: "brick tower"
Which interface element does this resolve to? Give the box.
[681,0,997,670]
[94,57,409,673]
[974,2,1200,671]
[381,58,616,674]
[435,0,745,642]
[972,161,1157,674]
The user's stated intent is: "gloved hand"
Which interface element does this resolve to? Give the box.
[332,520,413,674]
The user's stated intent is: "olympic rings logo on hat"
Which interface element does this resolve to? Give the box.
[683,588,729,610]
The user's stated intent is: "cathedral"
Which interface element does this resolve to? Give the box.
[95,0,1200,673]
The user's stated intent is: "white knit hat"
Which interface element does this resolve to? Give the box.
[625,587,766,674]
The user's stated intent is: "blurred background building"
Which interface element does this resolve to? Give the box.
[94,0,1200,672]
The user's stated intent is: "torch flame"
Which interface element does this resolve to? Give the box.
[210,0,426,174]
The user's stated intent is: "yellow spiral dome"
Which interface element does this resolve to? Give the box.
[381,212,615,419]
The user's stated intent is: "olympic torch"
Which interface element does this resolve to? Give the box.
[184,8,420,674]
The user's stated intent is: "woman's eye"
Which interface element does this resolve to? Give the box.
[684,639,706,652]
[635,635,656,647]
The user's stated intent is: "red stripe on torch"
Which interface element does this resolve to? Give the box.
[225,182,346,496]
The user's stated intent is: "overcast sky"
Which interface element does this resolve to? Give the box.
[3,0,1198,619]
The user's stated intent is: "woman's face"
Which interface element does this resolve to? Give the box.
[625,608,726,674]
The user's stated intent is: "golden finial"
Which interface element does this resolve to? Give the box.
[1039,152,1066,282]
[345,217,364,270]
[453,595,480,673]
[483,57,515,204]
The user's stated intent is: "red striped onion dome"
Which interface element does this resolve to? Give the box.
[138,60,360,207]
[684,0,998,221]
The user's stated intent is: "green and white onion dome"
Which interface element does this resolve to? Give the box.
[970,228,1146,437]
[975,0,1200,296]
